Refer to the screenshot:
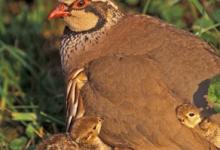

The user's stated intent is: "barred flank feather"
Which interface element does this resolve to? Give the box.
[66,68,87,132]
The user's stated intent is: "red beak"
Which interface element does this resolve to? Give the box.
[48,3,70,19]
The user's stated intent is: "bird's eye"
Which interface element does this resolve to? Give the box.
[188,112,195,117]
[93,125,97,130]
[72,0,90,9]
[77,0,85,7]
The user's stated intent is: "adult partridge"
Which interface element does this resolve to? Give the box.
[48,0,220,149]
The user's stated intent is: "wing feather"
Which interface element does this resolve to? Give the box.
[65,68,86,132]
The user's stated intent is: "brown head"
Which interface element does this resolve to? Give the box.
[176,103,202,128]
[69,116,103,144]
[48,0,122,32]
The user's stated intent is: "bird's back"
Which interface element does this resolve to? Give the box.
[81,55,217,149]
[68,15,220,103]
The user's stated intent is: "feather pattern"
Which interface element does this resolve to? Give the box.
[66,68,87,131]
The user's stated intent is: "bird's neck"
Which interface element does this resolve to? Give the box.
[60,8,124,74]
[81,137,112,150]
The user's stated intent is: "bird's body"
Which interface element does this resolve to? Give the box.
[37,133,79,150]
[82,56,215,150]
[48,0,220,149]
[198,118,220,149]
[61,14,220,103]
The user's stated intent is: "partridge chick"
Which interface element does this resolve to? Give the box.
[70,116,132,150]
[176,103,202,128]
[176,103,220,149]
[70,116,113,150]
[37,116,110,150]
[199,118,220,149]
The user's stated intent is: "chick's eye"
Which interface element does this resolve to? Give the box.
[188,113,195,117]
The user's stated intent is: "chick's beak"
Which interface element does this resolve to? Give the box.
[48,3,70,19]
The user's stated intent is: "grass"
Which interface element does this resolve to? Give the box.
[0,0,220,149]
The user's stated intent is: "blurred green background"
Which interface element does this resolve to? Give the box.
[0,0,220,149]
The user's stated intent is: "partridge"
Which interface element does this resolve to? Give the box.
[70,116,112,150]
[176,103,202,128]
[48,0,220,149]
[37,116,109,150]
[37,133,78,150]
[176,103,220,149]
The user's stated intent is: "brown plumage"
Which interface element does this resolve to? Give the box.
[198,118,220,149]
[82,56,217,149]
[48,0,220,149]
[37,134,78,150]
